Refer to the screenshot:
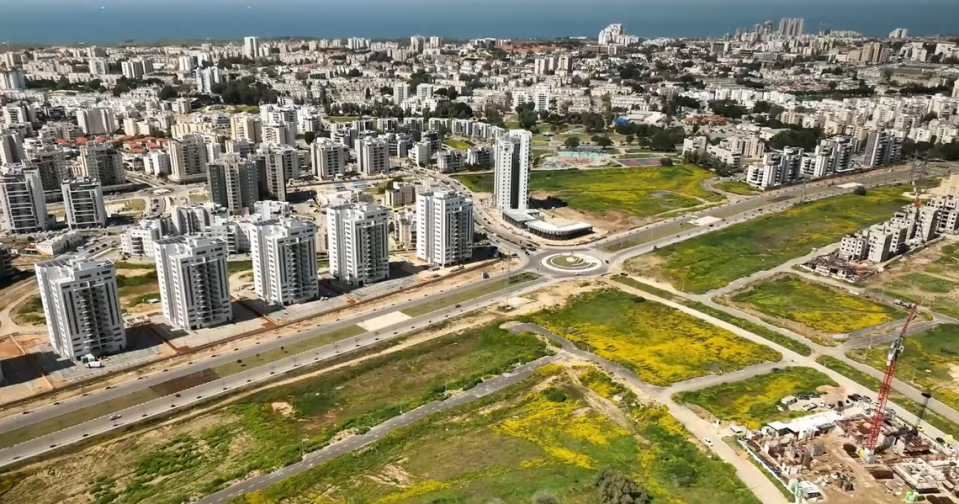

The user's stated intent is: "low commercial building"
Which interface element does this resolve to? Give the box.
[35,230,84,256]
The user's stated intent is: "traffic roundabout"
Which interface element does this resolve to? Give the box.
[541,252,604,274]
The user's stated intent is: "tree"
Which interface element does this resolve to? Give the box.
[660,157,674,166]
[853,186,867,196]
[625,135,634,145]
[158,85,178,100]
[649,131,675,152]
[594,136,613,148]
[595,469,650,504]
[767,127,822,151]
[303,131,316,145]
[564,137,581,150]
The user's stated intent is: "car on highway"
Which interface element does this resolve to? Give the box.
[109,414,122,421]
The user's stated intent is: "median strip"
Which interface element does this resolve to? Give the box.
[401,273,540,317]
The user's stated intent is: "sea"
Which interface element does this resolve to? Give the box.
[1,0,957,45]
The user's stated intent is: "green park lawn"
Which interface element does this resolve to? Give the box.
[714,181,757,196]
[453,165,721,219]
[627,184,913,293]
[442,138,473,150]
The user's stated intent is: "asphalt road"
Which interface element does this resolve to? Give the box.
[193,355,560,504]
[0,270,552,468]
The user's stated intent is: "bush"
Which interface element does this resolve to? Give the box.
[542,387,567,403]
[853,186,867,196]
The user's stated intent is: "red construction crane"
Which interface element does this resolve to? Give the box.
[865,302,920,453]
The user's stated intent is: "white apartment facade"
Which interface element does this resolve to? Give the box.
[62,177,107,229]
[356,137,390,177]
[311,138,348,179]
[416,191,473,267]
[493,130,531,211]
[154,236,233,330]
[121,218,163,257]
[250,219,319,306]
[35,255,125,360]
[327,203,390,286]
[79,143,126,186]
[0,167,47,233]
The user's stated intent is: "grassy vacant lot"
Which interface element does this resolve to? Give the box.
[233,365,761,504]
[226,260,253,274]
[442,138,473,150]
[676,367,838,429]
[526,289,781,386]
[609,276,813,356]
[848,324,959,418]
[628,184,913,293]
[816,355,959,439]
[454,165,722,219]
[401,272,539,317]
[3,324,550,504]
[730,274,903,336]
[116,271,160,308]
[866,242,959,319]
[14,295,45,325]
[714,180,757,196]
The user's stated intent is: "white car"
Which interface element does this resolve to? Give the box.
[109,414,122,421]
[702,438,714,447]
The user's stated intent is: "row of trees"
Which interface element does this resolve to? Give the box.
[209,77,279,106]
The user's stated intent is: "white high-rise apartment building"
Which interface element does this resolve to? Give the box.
[88,57,109,76]
[231,112,262,143]
[416,191,473,267]
[417,84,435,100]
[356,137,390,177]
[77,108,118,136]
[62,178,107,229]
[311,138,348,179]
[534,88,550,112]
[79,143,126,186]
[0,167,47,233]
[155,236,233,330]
[207,154,259,215]
[327,203,390,286]
[0,130,24,166]
[195,67,221,94]
[261,144,300,199]
[864,130,902,168]
[0,68,26,91]
[250,218,319,306]
[122,218,163,256]
[144,151,171,176]
[393,83,410,104]
[598,24,624,45]
[121,59,145,80]
[493,130,531,211]
[25,144,68,192]
[35,255,125,360]
[169,134,209,183]
[244,36,261,60]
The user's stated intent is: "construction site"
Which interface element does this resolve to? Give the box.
[736,304,959,504]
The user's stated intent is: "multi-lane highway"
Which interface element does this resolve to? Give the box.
[0,160,946,504]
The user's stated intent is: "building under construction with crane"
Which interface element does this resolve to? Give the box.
[803,164,959,282]
[736,303,959,504]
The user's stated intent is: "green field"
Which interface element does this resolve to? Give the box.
[609,276,813,356]
[627,185,914,293]
[848,324,959,418]
[714,181,757,196]
[231,365,761,504]
[526,289,781,386]
[212,325,366,376]
[730,275,903,336]
[816,355,959,438]
[676,367,838,429]
[867,242,959,319]
[14,295,45,325]
[454,165,722,219]
[442,138,473,150]
[8,324,551,504]
[226,260,253,274]
[401,272,539,317]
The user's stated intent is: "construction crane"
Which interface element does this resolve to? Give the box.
[864,302,920,459]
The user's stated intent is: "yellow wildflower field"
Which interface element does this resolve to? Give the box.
[528,289,781,385]
[729,274,902,335]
